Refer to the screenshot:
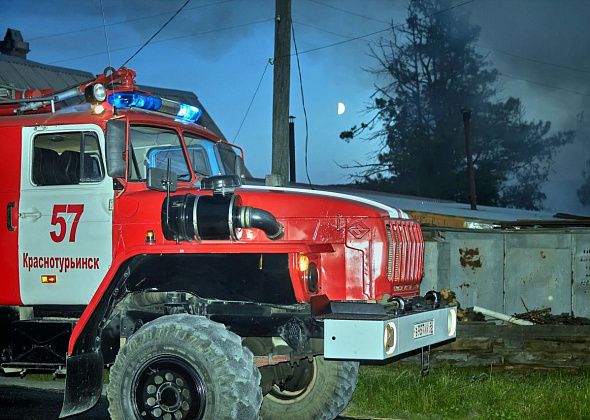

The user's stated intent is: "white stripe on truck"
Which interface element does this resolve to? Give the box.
[240,185,410,219]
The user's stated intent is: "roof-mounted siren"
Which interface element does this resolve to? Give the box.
[107,91,202,123]
[84,84,107,103]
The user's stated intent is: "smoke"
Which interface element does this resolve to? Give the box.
[468,0,590,214]
[10,0,275,68]
[4,0,587,213]
[108,0,275,58]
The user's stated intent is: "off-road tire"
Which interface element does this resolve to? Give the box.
[260,356,359,420]
[107,314,262,420]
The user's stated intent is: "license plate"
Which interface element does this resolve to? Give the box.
[413,320,434,339]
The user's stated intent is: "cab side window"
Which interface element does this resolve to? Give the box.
[128,126,191,182]
[32,132,104,186]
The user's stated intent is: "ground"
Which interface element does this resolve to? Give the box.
[3,365,590,419]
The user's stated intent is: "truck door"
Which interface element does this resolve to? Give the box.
[0,126,23,305]
[18,125,113,305]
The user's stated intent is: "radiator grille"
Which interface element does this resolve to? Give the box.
[386,224,394,280]
[386,220,423,283]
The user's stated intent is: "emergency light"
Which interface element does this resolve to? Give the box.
[107,92,202,123]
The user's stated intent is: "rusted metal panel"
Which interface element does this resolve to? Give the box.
[448,234,505,312]
[504,233,572,316]
[572,233,590,318]
[423,231,504,312]
[423,228,590,318]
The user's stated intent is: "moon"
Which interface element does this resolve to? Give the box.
[337,102,346,115]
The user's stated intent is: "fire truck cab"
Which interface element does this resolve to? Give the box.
[0,68,456,420]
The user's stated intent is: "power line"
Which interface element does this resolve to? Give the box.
[28,0,237,42]
[303,0,388,25]
[292,20,361,41]
[303,1,590,78]
[499,73,590,98]
[298,3,590,78]
[121,0,192,67]
[477,44,590,77]
[291,23,313,189]
[48,18,273,65]
[299,21,590,79]
[292,0,476,56]
[293,27,391,56]
[99,0,113,72]
[294,4,588,100]
[234,60,271,142]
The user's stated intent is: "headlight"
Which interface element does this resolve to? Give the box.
[306,262,319,293]
[384,321,397,355]
[448,308,457,337]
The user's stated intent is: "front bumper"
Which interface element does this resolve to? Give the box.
[323,306,456,360]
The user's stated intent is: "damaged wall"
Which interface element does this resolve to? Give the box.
[421,228,590,318]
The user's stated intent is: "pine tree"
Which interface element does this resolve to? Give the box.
[341,0,572,210]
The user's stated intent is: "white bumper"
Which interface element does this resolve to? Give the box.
[323,307,457,360]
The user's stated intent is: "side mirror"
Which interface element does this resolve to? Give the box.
[147,167,177,192]
[105,119,126,178]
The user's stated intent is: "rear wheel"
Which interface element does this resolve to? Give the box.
[107,314,262,420]
[260,356,359,420]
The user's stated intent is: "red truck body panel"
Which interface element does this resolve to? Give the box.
[0,125,23,305]
[0,78,425,356]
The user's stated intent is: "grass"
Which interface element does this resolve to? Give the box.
[343,364,590,420]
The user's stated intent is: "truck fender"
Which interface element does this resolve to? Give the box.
[60,252,146,418]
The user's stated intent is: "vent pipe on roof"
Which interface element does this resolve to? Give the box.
[0,29,30,59]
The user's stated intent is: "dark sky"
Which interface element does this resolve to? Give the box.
[2,0,589,214]
[469,0,590,214]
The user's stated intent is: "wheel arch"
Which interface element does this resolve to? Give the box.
[60,250,297,418]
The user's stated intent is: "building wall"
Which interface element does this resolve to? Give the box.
[421,228,590,318]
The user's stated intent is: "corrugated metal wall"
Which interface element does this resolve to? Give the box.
[421,228,590,317]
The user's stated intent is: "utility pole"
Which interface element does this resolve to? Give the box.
[266,0,291,187]
[462,108,477,210]
[289,115,296,183]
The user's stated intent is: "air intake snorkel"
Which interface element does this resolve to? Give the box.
[161,175,284,242]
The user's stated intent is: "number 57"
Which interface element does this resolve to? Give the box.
[50,204,85,243]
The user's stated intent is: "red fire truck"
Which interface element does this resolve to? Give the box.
[0,68,456,420]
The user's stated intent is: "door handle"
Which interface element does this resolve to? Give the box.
[6,202,15,231]
[20,209,42,221]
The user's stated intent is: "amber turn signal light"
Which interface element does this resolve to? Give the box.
[298,255,310,272]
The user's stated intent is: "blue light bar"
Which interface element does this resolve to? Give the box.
[107,92,202,123]
[175,103,202,123]
[108,92,162,111]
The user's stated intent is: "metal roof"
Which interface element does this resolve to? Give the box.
[0,54,225,138]
[327,186,590,227]
[0,54,91,91]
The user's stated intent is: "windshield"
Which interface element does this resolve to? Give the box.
[183,133,251,178]
[128,125,191,182]
[217,143,245,176]
[183,133,214,177]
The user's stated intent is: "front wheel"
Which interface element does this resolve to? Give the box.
[107,314,262,420]
[260,356,359,420]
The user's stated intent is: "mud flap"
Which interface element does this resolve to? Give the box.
[59,350,103,418]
